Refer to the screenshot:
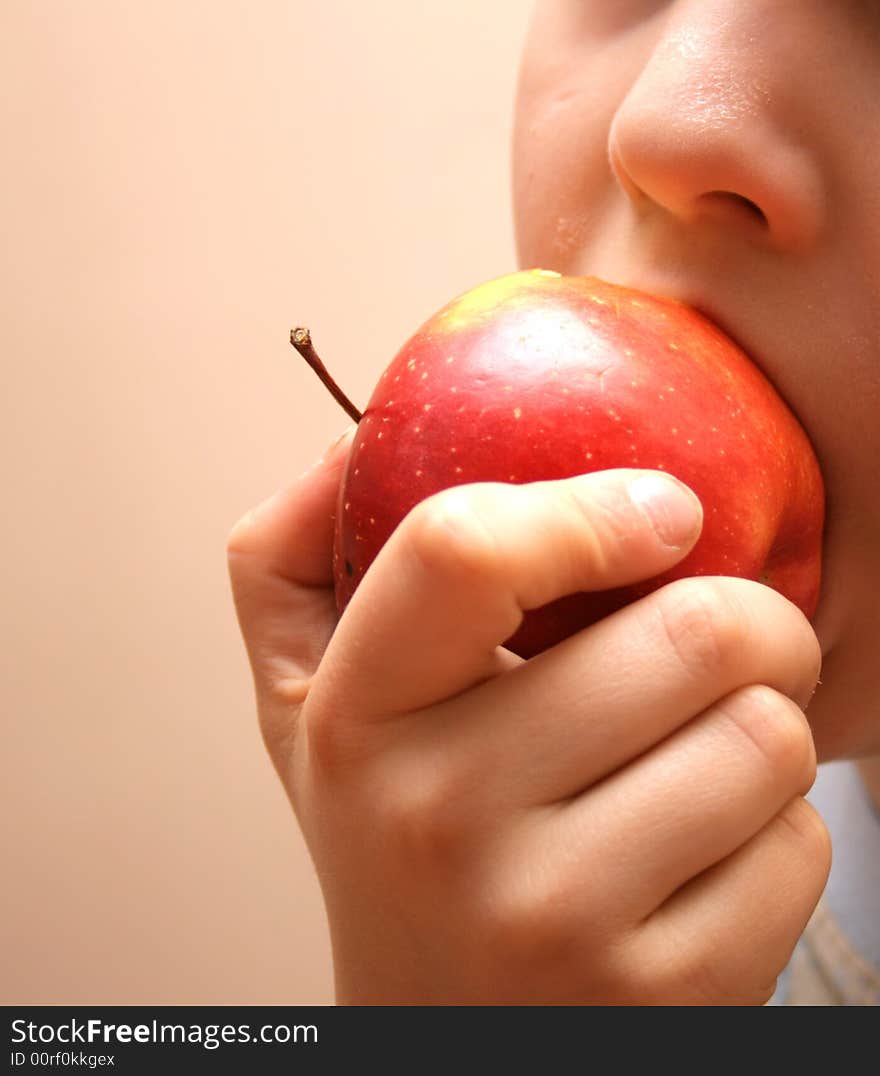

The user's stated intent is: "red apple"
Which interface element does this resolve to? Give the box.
[296,270,824,659]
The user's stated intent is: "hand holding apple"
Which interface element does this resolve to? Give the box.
[225,268,830,1005]
[293,269,824,657]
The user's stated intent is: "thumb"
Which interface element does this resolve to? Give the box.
[227,426,356,747]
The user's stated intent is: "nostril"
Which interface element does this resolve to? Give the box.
[699,190,769,227]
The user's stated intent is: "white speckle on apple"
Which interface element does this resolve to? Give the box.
[421,372,428,380]
[423,404,432,412]
[668,341,679,351]
[416,469,423,477]
[455,467,463,474]
[504,385,513,392]
[667,385,676,392]
[450,386,458,393]
[377,431,383,439]
[585,451,593,460]
[446,355,456,363]
[414,425,421,433]
[450,447,457,454]
[513,408,522,419]
[370,517,375,525]
[344,502,351,510]
[671,427,679,434]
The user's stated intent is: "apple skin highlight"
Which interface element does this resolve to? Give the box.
[332,270,824,659]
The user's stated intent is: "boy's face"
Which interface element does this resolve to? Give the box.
[513,1,880,762]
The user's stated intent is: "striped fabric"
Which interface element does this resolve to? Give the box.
[784,901,880,1006]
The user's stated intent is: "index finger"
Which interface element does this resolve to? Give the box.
[311,469,703,721]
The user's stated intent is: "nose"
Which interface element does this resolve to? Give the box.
[607,4,826,253]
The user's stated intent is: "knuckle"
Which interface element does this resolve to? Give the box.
[654,578,750,681]
[665,952,731,1005]
[377,762,471,872]
[480,871,581,977]
[303,683,377,777]
[672,950,766,1005]
[636,928,761,1006]
[558,485,615,579]
[403,486,504,588]
[225,510,260,558]
[716,685,816,790]
[304,697,350,774]
[774,798,832,873]
[225,521,247,558]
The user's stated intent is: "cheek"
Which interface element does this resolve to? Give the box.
[513,95,613,270]
[512,38,647,271]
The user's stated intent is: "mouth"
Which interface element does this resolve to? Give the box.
[688,294,836,655]
[609,277,834,645]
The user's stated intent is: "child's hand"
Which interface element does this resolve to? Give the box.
[228,430,830,1005]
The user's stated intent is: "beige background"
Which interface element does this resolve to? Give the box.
[2,0,532,1003]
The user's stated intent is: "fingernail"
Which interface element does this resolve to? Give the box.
[326,424,356,455]
[629,474,703,548]
[313,424,356,469]
[331,423,356,449]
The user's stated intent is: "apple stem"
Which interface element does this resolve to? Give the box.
[290,327,363,423]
